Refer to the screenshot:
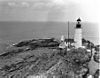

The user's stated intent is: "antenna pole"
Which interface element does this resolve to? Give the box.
[68,21,69,48]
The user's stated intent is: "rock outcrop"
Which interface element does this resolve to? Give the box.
[0,38,92,78]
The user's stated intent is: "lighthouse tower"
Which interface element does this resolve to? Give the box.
[74,18,82,48]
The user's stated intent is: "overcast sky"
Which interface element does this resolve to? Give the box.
[0,0,100,22]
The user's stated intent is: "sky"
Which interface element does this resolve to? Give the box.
[0,0,100,23]
[0,0,99,44]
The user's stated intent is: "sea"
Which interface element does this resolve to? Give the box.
[0,21,99,45]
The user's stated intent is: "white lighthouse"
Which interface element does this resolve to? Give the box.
[74,18,82,48]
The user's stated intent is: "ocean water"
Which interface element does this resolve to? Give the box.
[0,21,99,45]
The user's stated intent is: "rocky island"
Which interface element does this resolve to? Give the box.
[0,37,99,78]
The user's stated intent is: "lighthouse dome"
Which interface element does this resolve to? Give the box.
[76,23,81,28]
[76,18,81,28]
[77,18,81,22]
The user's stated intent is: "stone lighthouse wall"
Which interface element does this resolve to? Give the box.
[74,28,82,48]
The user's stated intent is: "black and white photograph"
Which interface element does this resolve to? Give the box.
[0,0,100,78]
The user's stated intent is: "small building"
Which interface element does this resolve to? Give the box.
[59,35,68,49]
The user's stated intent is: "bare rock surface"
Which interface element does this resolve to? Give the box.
[93,51,100,63]
[0,38,92,78]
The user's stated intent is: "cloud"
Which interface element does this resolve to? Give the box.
[0,0,99,22]
[30,0,67,11]
[6,0,65,10]
[32,2,54,10]
[8,1,30,7]
[21,2,30,7]
[0,0,80,21]
[51,0,65,5]
[8,2,17,7]
[7,1,53,9]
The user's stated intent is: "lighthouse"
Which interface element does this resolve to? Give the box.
[74,18,82,48]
